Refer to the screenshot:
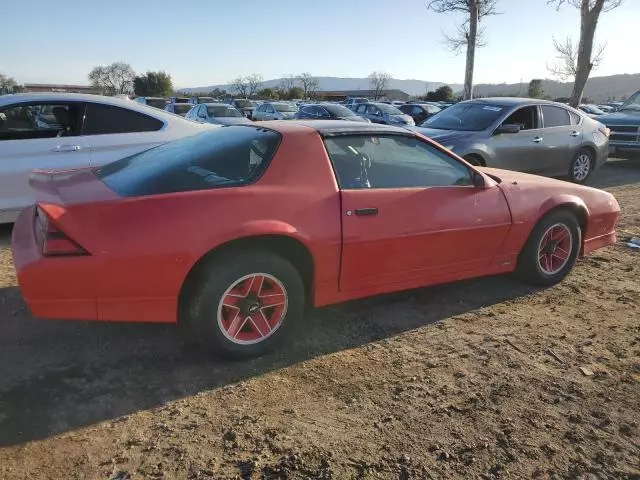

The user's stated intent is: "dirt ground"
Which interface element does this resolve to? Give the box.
[0,160,638,480]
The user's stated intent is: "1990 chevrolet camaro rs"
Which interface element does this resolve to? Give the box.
[12,121,620,357]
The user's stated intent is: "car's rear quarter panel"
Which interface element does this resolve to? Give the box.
[77,126,342,323]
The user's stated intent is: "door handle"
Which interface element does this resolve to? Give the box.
[52,144,82,152]
[354,207,378,216]
[570,131,580,137]
[532,137,543,143]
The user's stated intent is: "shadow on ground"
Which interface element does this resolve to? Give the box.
[0,274,537,447]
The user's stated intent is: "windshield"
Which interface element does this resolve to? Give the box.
[207,105,243,117]
[173,104,192,116]
[234,100,255,108]
[274,103,298,112]
[620,91,640,111]
[96,127,280,197]
[376,104,403,115]
[323,104,356,117]
[422,102,505,131]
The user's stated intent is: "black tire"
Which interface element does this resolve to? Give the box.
[516,210,581,286]
[187,251,305,359]
[463,154,484,167]
[568,148,594,184]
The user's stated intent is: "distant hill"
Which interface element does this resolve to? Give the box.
[471,74,640,103]
[179,73,639,102]
[179,76,463,97]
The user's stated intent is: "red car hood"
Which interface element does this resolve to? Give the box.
[480,167,619,219]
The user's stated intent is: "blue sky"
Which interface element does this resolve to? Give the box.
[1,0,638,88]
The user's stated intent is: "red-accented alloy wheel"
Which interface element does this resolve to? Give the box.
[537,223,573,275]
[217,273,288,345]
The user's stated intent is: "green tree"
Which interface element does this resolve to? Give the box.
[133,71,173,97]
[527,79,545,98]
[286,86,305,100]
[427,85,455,101]
[257,87,279,99]
[88,62,135,95]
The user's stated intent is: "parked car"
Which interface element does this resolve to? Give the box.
[597,90,640,159]
[352,102,415,126]
[398,103,441,125]
[294,103,370,122]
[164,102,193,117]
[190,96,215,105]
[12,121,619,359]
[579,104,605,116]
[185,103,253,125]
[133,96,167,109]
[252,101,298,121]
[597,104,615,113]
[0,93,214,223]
[411,98,609,184]
[345,97,369,110]
[231,99,257,119]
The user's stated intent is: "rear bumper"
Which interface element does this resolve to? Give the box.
[11,206,98,320]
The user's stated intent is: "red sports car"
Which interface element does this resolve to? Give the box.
[12,121,620,358]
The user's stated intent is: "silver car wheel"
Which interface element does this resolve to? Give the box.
[573,154,591,181]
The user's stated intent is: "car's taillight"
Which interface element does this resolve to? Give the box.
[35,206,88,257]
[599,126,610,138]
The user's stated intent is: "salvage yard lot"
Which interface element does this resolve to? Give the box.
[0,160,639,479]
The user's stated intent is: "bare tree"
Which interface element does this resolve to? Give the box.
[547,0,623,107]
[88,62,135,95]
[426,0,499,100]
[0,73,17,89]
[368,71,392,100]
[246,74,263,98]
[297,73,319,99]
[230,76,250,98]
[279,74,296,92]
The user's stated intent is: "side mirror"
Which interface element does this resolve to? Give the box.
[495,124,521,134]
[472,171,485,188]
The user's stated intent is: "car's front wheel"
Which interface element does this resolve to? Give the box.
[516,210,581,286]
[188,252,305,359]
[569,148,593,184]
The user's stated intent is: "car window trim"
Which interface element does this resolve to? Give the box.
[321,131,476,190]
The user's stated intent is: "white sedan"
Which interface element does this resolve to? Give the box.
[0,93,215,223]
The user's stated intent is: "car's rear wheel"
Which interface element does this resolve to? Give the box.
[516,210,581,286]
[569,148,593,184]
[188,252,304,359]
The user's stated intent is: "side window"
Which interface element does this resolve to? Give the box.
[412,105,424,115]
[324,135,472,189]
[541,106,571,128]
[502,106,539,130]
[366,105,379,115]
[0,103,83,140]
[83,104,163,135]
[355,104,367,114]
[268,105,276,114]
[317,107,330,118]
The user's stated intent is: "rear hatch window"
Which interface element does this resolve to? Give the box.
[95,126,280,197]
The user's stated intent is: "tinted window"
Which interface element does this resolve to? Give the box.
[0,103,84,141]
[541,105,571,128]
[172,104,192,116]
[146,98,168,109]
[424,103,506,131]
[322,104,356,117]
[207,105,243,117]
[83,104,163,135]
[324,135,471,189]
[302,106,323,117]
[355,104,367,114]
[96,126,280,197]
[273,103,297,112]
[376,104,403,115]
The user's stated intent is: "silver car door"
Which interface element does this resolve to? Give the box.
[0,102,91,222]
[489,105,544,173]
[539,105,582,176]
